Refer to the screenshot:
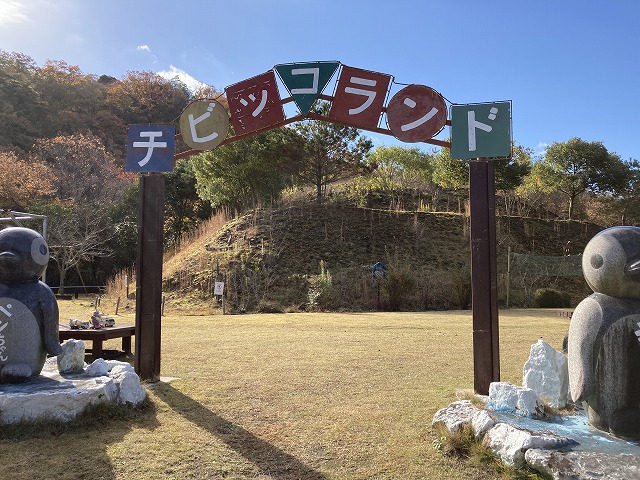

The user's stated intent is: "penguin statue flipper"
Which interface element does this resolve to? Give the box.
[568,297,603,402]
[38,287,62,356]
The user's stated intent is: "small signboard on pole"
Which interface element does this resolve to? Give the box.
[214,282,225,296]
[450,101,512,160]
[126,124,175,172]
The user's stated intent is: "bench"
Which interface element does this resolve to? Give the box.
[58,324,135,360]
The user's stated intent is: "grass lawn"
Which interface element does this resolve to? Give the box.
[1,298,569,479]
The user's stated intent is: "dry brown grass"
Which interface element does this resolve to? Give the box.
[0,302,570,479]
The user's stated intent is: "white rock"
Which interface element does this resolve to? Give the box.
[56,339,86,374]
[111,370,146,405]
[471,409,495,439]
[432,399,494,439]
[86,358,109,376]
[106,360,135,374]
[488,382,544,417]
[0,362,117,423]
[523,339,569,409]
[525,449,640,480]
[483,423,574,468]
[432,400,478,434]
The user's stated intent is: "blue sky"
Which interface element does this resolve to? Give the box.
[1,0,639,161]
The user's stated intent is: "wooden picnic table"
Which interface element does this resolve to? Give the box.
[58,324,135,360]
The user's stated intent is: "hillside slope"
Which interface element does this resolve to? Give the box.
[163,203,601,312]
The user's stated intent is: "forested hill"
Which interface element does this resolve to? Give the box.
[162,202,601,313]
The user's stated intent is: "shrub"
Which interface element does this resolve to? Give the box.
[533,288,571,308]
[256,300,284,313]
[383,269,416,311]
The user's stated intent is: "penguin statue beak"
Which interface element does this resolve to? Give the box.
[626,258,640,281]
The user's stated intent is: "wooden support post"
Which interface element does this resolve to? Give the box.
[469,158,500,395]
[135,174,165,382]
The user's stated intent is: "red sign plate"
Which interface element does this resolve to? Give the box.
[226,70,285,135]
[386,84,447,143]
[328,65,391,130]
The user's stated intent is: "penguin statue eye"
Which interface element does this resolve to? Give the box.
[31,237,49,266]
[590,254,604,269]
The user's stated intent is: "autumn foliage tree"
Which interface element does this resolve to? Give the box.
[29,133,132,292]
[105,70,190,125]
[31,133,129,204]
[0,150,56,210]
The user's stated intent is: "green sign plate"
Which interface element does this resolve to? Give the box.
[451,101,512,159]
[275,61,340,115]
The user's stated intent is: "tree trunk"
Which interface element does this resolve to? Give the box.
[568,195,575,220]
[58,267,68,295]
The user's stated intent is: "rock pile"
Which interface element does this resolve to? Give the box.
[432,340,640,479]
[0,339,146,424]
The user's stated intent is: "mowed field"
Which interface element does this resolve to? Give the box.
[1,300,570,479]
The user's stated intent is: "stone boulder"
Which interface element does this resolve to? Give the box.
[525,449,640,479]
[86,358,109,376]
[483,423,575,468]
[432,399,495,438]
[56,339,86,373]
[522,339,569,409]
[110,366,146,405]
[487,382,544,417]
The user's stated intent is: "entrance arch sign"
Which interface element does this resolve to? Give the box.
[129,60,512,394]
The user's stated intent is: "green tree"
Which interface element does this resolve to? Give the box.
[295,102,373,204]
[192,127,305,209]
[432,146,468,191]
[164,159,213,246]
[529,138,628,219]
[603,159,640,225]
[433,143,532,214]
[433,143,531,192]
[358,145,435,208]
[366,145,434,182]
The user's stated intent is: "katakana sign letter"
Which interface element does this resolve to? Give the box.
[179,99,229,151]
[450,101,512,160]
[275,61,340,116]
[386,85,447,143]
[126,124,175,172]
[328,65,391,130]
[225,70,285,135]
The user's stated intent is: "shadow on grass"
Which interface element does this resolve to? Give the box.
[0,397,159,480]
[156,383,328,480]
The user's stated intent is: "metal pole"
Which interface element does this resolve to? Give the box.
[506,245,511,308]
[469,158,500,395]
[135,174,165,382]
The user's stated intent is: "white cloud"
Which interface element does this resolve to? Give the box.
[137,44,151,52]
[0,1,29,26]
[535,142,549,157]
[157,65,207,94]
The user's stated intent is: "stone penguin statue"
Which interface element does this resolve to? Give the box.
[568,226,640,439]
[0,227,62,383]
